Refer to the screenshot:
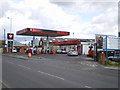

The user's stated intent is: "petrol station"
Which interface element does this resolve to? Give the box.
[16,28,70,54]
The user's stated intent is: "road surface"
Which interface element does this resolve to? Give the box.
[2,54,119,88]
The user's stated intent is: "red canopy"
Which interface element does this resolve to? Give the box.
[16,28,70,37]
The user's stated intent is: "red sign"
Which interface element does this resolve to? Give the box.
[50,40,81,45]
[57,31,68,35]
[32,29,42,32]
[7,33,14,40]
[21,29,26,33]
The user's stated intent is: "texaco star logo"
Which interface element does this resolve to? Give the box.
[9,34,13,39]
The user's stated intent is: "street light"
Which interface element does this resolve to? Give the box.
[73,32,74,38]
[7,17,12,33]
[7,17,12,53]
[25,40,26,46]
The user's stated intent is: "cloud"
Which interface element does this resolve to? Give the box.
[0,0,118,41]
[66,1,118,38]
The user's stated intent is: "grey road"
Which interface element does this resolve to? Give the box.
[2,54,119,88]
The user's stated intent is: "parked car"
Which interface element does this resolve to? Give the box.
[61,50,67,54]
[56,49,67,54]
[108,54,120,62]
[56,49,62,54]
[67,50,78,56]
[12,49,17,53]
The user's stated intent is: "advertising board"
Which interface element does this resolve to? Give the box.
[96,36,103,49]
[96,34,118,50]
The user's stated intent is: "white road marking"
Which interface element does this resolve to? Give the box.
[85,86,92,88]
[37,71,65,80]
[0,80,2,83]
[18,65,32,70]
[84,57,94,60]
[7,61,14,64]
[104,67,118,70]
[68,57,80,58]
[79,61,97,67]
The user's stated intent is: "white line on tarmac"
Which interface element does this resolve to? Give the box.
[18,65,32,70]
[0,80,2,83]
[7,61,14,64]
[37,71,65,80]
[104,67,118,70]
[85,85,92,88]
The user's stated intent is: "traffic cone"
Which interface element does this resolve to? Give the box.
[28,53,32,57]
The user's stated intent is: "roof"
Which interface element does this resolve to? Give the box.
[16,28,70,37]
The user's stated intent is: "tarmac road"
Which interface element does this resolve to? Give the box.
[2,54,119,88]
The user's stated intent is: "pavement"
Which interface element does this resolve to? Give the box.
[2,53,119,88]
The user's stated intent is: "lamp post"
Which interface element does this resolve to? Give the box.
[7,17,12,53]
[73,32,74,37]
[25,40,26,46]
[7,17,12,33]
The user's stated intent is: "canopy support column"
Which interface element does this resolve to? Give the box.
[32,36,35,54]
[46,35,49,54]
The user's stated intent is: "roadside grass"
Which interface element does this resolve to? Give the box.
[104,60,120,66]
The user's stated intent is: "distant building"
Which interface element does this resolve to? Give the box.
[5,40,28,53]
[13,40,28,53]
[0,40,5,53]
[0,40,5,48]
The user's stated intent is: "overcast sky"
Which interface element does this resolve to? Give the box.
[0,0,119,42]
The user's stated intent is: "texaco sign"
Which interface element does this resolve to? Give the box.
[7,33,14,40]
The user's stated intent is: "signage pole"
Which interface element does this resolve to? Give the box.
[106,35,108,64]
[8,17,12,53]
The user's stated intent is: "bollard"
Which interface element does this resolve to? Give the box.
[28,53,32,57]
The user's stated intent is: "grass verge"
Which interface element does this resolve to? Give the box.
[105,60,120,66]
